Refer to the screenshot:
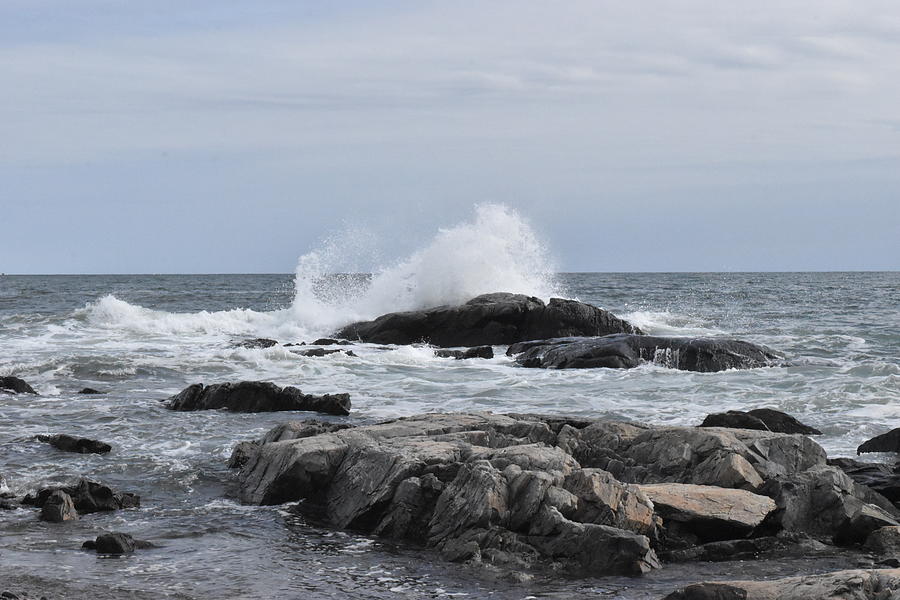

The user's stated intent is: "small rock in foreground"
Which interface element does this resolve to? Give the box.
[37,434,111,454]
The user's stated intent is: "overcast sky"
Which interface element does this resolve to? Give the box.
[2,1,898,273]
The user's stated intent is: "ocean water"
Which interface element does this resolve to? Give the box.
[1,210,899,598]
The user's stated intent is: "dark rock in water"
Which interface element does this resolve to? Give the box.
[40,490,78,522]
[508,335,782,372]
[26,478,139,514]
[312,338,352,346]
[858,428,900,454]
[746,408,821,435]
[700,409,821,435]
[82,532,153,554]
[234,338,278,349]
[165,381,351,416]
[77,387,103,395]
[334,292,642,347]
[0,500,16,510]
[700,411,770,431]
[0,376,36,395]
[292,348,347,357]
[228,420,356,469]
[662,567,900,600]
[37,434,111,454]
[828,457,900,502]
[434,346,494,360]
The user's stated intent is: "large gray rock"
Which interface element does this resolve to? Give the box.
[237,413,660,576]
[662,568,900,600]
[334,293,642,347]
[166,381,350,416]
[508,335,782,372]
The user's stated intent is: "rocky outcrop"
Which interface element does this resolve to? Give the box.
[0,376,36,395]
[227,420,354,468]
[507,335,782,372]
[434,346,494,360]
[701,409,821,434]
[858,428,900,454]
[82,532,153,554]
[662,568,900,600]
[24,478,139,514]
[37,434,111,454]
[636,483,775,543]
[334,293,642,347]
[235,412,874,577]
[165,381,351,416]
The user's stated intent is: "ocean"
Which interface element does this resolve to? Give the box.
[1,264,899,597]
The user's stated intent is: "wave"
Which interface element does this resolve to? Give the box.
[620,310,726,337]
[75,204,562,339]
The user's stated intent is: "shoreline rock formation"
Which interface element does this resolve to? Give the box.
[233,411,893,579]
[334,292,642,347]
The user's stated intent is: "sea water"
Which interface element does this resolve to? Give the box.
[1,206,898,598]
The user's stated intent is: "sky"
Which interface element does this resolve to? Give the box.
[1,0,899,273]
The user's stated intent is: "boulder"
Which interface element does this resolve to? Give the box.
[829,457,900,503]
[334,293,642,347]
[25,478,139,514]
[237,412,660,576]
[165,381,350,416]
[36,434,111,454]
[227,420,354,468]
[311,338,351,346]
[292,348,355,357]
[508,335,782,372]
[662,567,900,600]
[745,408,822,435]
[700,411,770,431]
[434,346,494,360]
[858,428,900,454]
[82,532,153,554]
[40,490,77,522]
[77,388,103,394]
[636,483,776,543]
[0,376,36,395]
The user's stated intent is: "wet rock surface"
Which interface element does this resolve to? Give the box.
[24,478,139,515]
[165,381,351,416]
[335,292,642,347]
[0,376,37,395]
[434,346,494,360]
[507,334,782,372]
[233,338,278,349]
[858,427,900,454]
[829,458,900,502]
[82,532,154,554]
[36,434,111,454]
[234,411,888,580]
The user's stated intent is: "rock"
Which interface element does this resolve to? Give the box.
[237,412,660,576]
[77,387,102,394]
[0,376,36,395]
[745,408,822,435]
[312,338,351,346]
[228,442,259,469]
[508,335,781,372]
[36,434,111,454]
[228,420,355,469]
[40,490,77,522]
[700,411,770,431]
[829,457,900,503]
[660,533,828,562]
[26,478,139,514]
[234,338,278,349]
[858,428,900,454]
[864,525,900,554]
[292,348,352,357]
[662,567,900,600]
[834,503,900,546]
[636,483,776,543]
[0,500,16,510]
[165,381,351,416]
[759,465,898,542]
[434,346,494,360]
[334,292,642,347]
[82,532,153,554]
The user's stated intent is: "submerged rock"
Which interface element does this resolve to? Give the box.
[0,376,36,395]
[37,434,111,454]
[77,387,103,395]
[82,532,153,554]
[25,478,139,514]
[234,338,278,349]
[166,381,351,416]
[291,348,355,358]
[334,292,642,347]
[700,409,821,435]
[434,346,494,360]
[508,335,782,372]
[662,567,900,600]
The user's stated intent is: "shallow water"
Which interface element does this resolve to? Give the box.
[1,271,898,598]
